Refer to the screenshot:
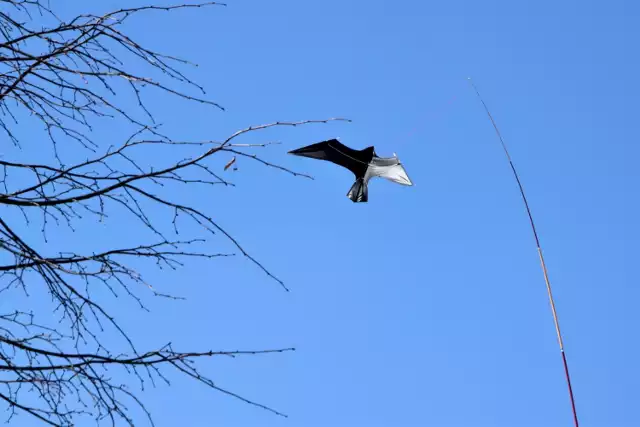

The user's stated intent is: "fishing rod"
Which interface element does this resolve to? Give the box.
[467,77,579,427]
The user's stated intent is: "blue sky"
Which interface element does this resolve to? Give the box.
[6,0,640,426]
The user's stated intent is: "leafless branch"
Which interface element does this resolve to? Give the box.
[0,1,350,425]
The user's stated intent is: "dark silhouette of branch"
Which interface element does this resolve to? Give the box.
[0,1,351,425]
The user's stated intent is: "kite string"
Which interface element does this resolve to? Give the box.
[327,142,401,167]
[327,143,372,165]
[467,78,579,427]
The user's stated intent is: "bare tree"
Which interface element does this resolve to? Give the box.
[0,1,347,425]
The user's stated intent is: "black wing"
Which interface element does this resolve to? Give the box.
[288,139,373,178]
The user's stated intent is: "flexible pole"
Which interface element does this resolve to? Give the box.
[467,78,579,427]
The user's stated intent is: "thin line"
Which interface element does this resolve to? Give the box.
[467,77,579,427]
[327,142,373,165]
[327,142,400,166]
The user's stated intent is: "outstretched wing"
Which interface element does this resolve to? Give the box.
[365,155,413,186]
[288,139,373,177]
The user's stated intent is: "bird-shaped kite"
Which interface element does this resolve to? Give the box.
[288,138,413,202]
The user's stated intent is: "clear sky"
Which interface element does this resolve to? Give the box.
[7,0,640,426]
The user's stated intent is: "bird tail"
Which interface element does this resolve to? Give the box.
[347,178,368,203]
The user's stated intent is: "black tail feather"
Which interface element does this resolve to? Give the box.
[347,178,368,203]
